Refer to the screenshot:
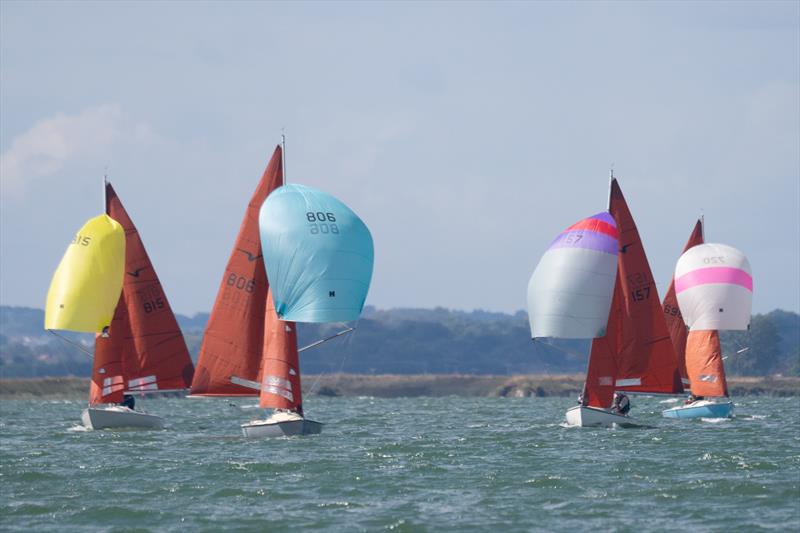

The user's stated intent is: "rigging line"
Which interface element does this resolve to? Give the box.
[307,320,358,396]
[47,329,94,358]
[532,337,588,360]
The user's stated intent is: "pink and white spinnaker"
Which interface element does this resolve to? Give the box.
[674,243,752,331]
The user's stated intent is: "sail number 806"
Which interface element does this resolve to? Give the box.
[307,212,339,235]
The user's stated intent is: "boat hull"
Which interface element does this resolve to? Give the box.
[565,405,640,428]
[241,418,323,438]
[662,400,734,419]
[81,406,165,430]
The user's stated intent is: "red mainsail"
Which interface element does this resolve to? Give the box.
[583,179,683,407]
[685,329,729,397]
[584,269,623,407]
[258,290,302,411]
[190,146,285,396]
[662,219,704,386]
[90,183,194,405]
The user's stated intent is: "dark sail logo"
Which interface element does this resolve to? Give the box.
[237,249,262,262]
[127,267,149,277]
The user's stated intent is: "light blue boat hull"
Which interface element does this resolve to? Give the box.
[662,401,734,419]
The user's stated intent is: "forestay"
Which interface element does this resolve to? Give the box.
[259,184,374,323]
[527,212,618,339]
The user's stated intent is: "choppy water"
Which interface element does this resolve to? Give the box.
[1,395,799,532]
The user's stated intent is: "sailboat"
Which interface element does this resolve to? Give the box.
[528,175,683,427]
[190,145,374,437]
[46,182,195,430]
[662,235,752,419]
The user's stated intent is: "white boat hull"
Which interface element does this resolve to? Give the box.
[81,406,165,430]
[565,405,640,428]
[241,417,323,438]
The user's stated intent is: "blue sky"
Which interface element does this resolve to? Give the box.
[1,1,798,316]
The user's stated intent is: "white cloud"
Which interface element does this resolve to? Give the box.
[0,104,132,196]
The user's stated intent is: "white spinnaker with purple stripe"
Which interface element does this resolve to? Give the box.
[675,243,752,331]
[527,212,618,339]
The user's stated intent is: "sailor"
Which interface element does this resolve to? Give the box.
[611,392,631,415]
[685,394,704,405]
[120,394,136,410]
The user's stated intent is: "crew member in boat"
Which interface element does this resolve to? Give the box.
[120,394,136,410]
[611,392,630,415]
[685,394,704,405]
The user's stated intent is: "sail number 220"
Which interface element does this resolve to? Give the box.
[306,212,339,235]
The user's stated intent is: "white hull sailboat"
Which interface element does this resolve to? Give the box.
[564,406,640,428]
[528,175,684,428]
[241,410,322,438]
[45,181,195,431]
[81,406,165,430]
[190,143,374,438]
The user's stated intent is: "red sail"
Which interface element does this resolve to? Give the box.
[686,330,729,397]
[90,316,131,405]
[583,179,683,406]
[258,290,302,410]
[90,184,194,405]
[662,220,704,386]
[190,146,283,396]
[584,269,622,408]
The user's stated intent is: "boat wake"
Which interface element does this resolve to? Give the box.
[701,417,731,424]
[67,424,90,432]
[659,398,680,404]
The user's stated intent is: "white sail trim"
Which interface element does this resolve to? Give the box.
[230,375,261,390]
[128,375,158,391]
[102,375,124,396]
[698,374,718,383]
[263,385,294,402]
[264,375,292,391]
[615,378,642,387]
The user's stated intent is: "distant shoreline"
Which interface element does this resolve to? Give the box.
[1,374,798,398]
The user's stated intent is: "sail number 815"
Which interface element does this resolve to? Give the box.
[307,212,339,235]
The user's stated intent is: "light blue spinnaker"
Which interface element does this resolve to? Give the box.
[259,184,374,323]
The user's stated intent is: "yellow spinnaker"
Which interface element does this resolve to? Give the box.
[45,214,125,333]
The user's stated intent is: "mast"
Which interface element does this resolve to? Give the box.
[700,212,705,241]
[281,131,287,185]
[103,170,108,214]
[607,166,614,210]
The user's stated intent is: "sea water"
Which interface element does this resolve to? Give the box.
[1,396,798,531]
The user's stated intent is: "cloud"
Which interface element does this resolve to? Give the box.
[0,104,130,196]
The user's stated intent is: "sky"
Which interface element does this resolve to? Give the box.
[1,1,798,317]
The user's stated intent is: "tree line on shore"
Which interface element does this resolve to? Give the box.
[1,305,797,379]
